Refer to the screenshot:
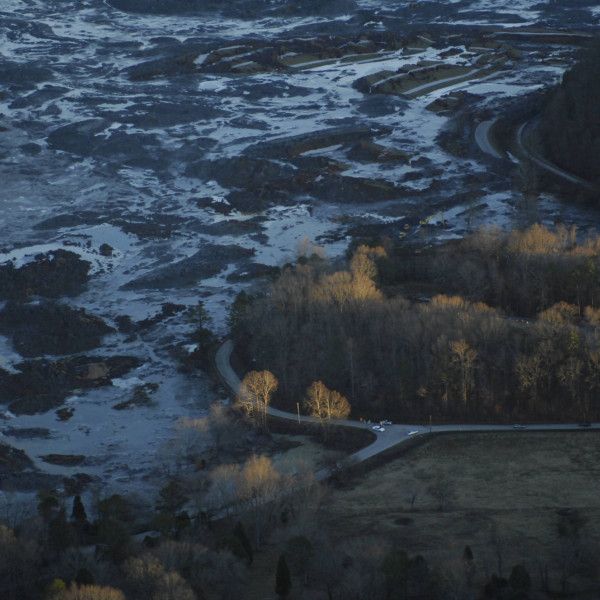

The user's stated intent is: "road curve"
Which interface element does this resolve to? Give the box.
[215,340,426,477]
[215,340,596,478]
[474,119,504,159]
[474,116,598,193]
[516,119,598,191]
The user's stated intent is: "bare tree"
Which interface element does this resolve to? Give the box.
[52,584,126,600]
[405,483,421,511]
[238,370,278,428]
[488,520,506,579]
[236,454,284,549]
[350,245,386,278]
[195,548,248,600]
[205,463,239,519]
[336,537,387,600]
[0,490,33,530]
[322,271,354,314]
[209,400,239,452]
[122,552,196,600]
[304,381,351,437]
[146,540,246,600]
[122,554,165,598]
[152,571,196,600]
[173,417,210,466]
[450,339,478,407]
[350,252,377,280]
[297,237,327,261]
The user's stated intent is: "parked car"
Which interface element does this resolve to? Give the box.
[578,422,591,428]
[372,425,385,432]
[407,430,419,436]
[513,424,527,429]
[381,420,392,425]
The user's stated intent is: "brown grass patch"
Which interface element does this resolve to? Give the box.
[234,431,600,598]
[319,431,600,593]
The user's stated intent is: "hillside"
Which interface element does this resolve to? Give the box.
[538,38,600,189]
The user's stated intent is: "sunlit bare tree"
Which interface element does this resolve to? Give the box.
[238,370,278,428]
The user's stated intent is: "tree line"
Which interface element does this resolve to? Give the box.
[0,451,542,600]
[231,225,600,423]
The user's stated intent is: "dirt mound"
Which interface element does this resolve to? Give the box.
[0,300,114,358]
[0,249,90,300]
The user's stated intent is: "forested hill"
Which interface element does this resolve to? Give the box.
[538,37,600,187]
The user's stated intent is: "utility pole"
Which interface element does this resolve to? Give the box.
[297,402,300,424]
[429,414,432,433]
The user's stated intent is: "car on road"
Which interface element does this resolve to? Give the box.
[372,425,385,432]
[513,424,527,429]
[578,422,591,428]
[407,430,419,436]
[381,420,392,425]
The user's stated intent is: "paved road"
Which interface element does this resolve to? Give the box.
[474,119,504,159]
[215,341,595,479]
[516,119,598,190]
[404,68,481,97]
[474,117,598,193]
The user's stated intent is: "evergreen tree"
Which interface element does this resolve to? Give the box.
[509,564,532,598]
[233,521,253,564]
[48,508,72,557]
[37,491,59,523]
[463,545,475,587]
[275,553,292,599]
[97,518,130,562]
[75,567,95,586]
[284,535,314,585]
[156,480,189,515]
[71,494,87,525]
[227,290,254,333]
[97,494,131,523]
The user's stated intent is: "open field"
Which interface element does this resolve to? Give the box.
[241,431,600,598]
[322,431,600,594]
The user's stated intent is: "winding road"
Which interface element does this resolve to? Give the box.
[475,116,598,192]
[516,119,598,191]
[215,340,594,479]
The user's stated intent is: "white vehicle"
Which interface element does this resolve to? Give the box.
[381,420,392,425]
[372,425,385,432]
[407,430,419,436]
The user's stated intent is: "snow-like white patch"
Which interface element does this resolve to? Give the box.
[0,242,115,274]
[0,336,21,374]
[111,377,146,389]
[0,0,595,497]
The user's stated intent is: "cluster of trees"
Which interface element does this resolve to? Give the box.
[0,449,317,599]
[426,224,600,316]
[0,490,485,600]
[538,37,600,188]
[231,226,600,423]
[238,369,350,439]
[2,388,404,600]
